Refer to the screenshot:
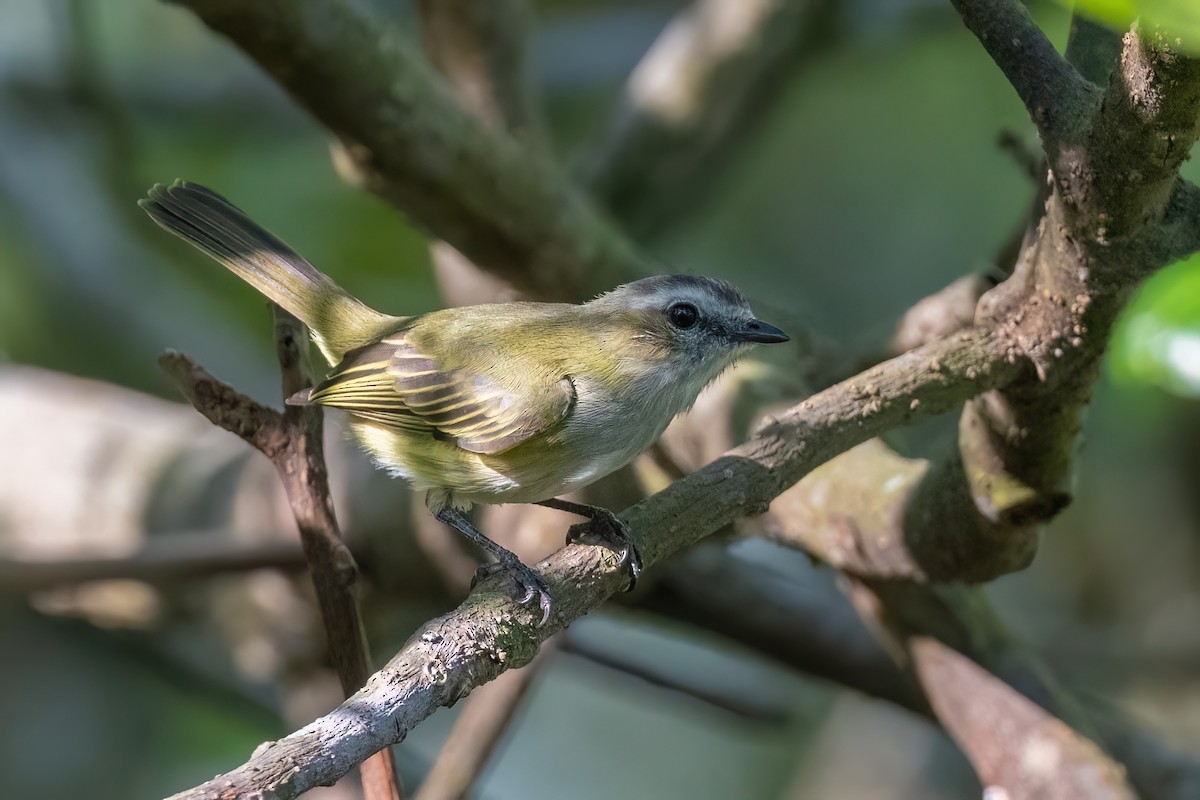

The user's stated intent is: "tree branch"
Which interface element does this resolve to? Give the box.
[171,0,643,301]
[949,0,1095,142]
[909,636,1134,798]
[640,543,1200,799]
[1064,11,1123,86]
[161,307,403,800]
[413,0,543,308]
[935,22,1200,582]
[164,327,1021,799]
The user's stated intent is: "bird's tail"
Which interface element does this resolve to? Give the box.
[139,181,401,364]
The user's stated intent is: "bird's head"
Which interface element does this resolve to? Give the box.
[589,274,789,387]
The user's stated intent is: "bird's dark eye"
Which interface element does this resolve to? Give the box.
[667,302,700,329]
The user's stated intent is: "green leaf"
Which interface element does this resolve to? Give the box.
[1065,0,1200,52]
[1111,254,1200,397]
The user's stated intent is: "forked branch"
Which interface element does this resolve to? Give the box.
[161,307,403,800]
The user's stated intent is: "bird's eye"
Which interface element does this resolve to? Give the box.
[667,302,700,329]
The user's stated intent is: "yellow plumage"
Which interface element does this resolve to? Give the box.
[139,180,788,620]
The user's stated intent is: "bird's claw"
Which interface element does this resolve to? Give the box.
[472,558,552,626]
[566,510,643,591]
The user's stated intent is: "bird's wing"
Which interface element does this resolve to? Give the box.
[307,334,576,455]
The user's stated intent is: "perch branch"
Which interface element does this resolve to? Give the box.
[164,327,1022,800]
[160,307,403,800]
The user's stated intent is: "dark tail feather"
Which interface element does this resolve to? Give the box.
[139,180,399,363]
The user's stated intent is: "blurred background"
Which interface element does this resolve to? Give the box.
[1,1,1198,798]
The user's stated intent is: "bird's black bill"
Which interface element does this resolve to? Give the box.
[735,319,790,344]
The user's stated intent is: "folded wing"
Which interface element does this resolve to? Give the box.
[306,333,576,455]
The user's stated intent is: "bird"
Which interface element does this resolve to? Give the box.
[139,180,789,623]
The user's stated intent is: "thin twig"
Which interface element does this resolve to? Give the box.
[161,306,404,800]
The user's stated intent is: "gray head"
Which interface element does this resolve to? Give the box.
[590,275,788,369]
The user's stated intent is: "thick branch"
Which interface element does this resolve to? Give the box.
[9,365,1197,798]
[1065,12,1123,86]
[1155,179,1200,264]
[172,0,643,301]
[848,580,1144,797]
[941,24,1200,572]
[165,328,1022,799]
[910,637,1133,798]
[950,0,1094,142]
[642,543,1200,799]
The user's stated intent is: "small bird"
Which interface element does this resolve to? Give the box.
[140,181,788,623]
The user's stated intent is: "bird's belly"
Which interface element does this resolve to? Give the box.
[349,396,667,507]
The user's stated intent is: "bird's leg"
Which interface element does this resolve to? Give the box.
[535,499,643,590]
[434,507,552,626]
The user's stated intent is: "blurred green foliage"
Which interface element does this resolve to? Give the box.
[1112,253,1200,397]
[1064,0,1200,51]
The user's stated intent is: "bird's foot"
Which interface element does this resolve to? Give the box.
[472,556,552,626]
[566,509,643,591]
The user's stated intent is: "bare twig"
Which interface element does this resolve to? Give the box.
[559,630,792,723]
[413,637,559,800]
[161,307,404,800]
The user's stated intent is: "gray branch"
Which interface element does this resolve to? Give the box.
[950,0,1095,142]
